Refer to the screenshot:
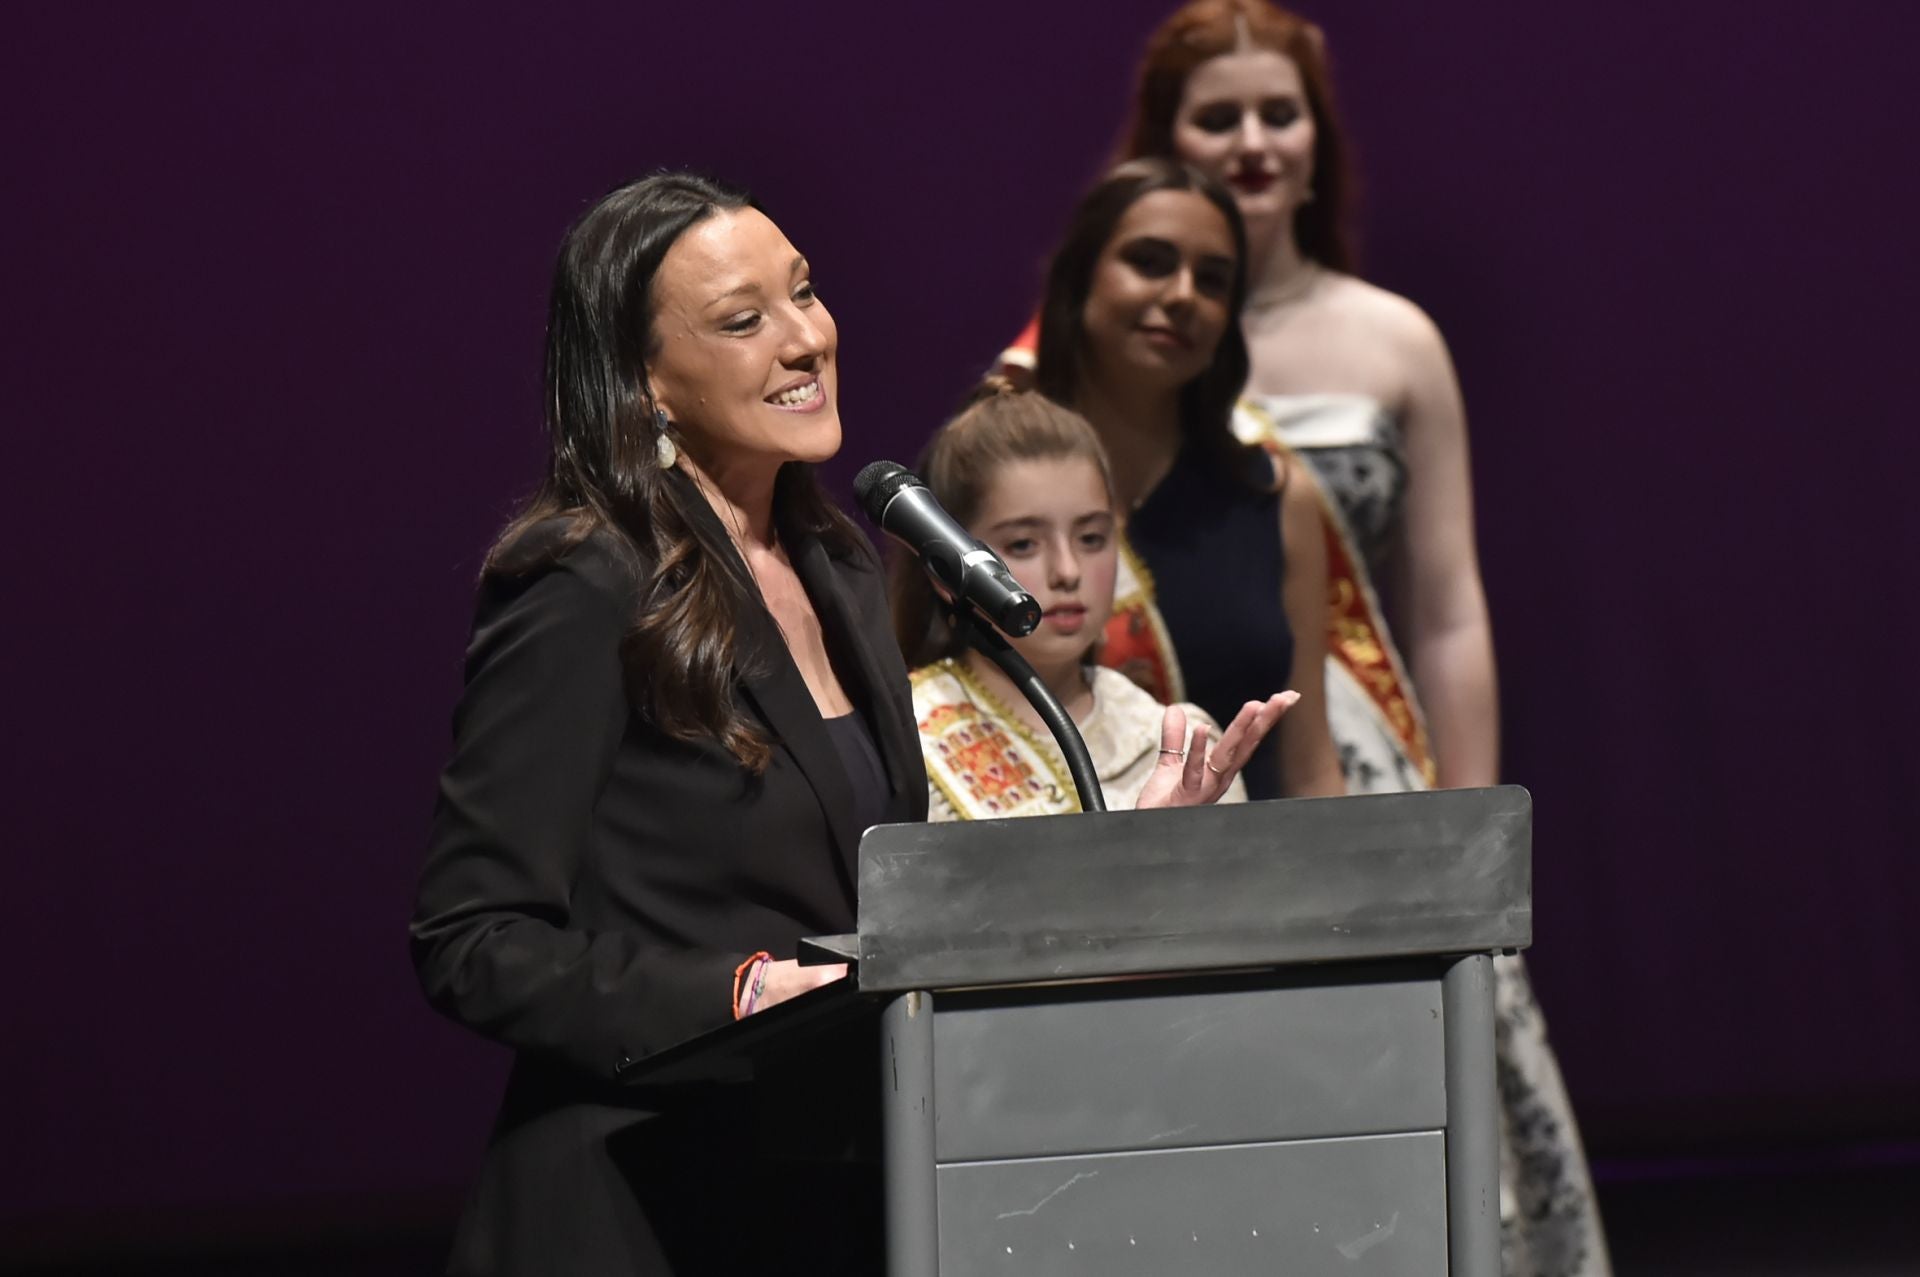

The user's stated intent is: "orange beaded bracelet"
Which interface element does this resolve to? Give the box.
[732,950,772,1021]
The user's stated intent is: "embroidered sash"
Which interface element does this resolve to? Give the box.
[910,660,1080,819]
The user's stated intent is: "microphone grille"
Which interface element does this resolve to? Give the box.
[853,460,920,522]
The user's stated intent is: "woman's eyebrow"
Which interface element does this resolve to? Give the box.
[706,257,807,309]
[704,279,763,309]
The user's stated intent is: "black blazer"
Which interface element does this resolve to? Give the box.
[412,500,927,1276]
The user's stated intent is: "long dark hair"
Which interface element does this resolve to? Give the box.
[1033,158,1256,483]
[1121,0,1356,272]
[891,381,1118,667]
[489,171,863,773]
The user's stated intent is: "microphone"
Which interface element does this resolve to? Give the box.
[854,460,1042,637]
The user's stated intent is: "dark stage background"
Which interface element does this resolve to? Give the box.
[6,0,1918,1265]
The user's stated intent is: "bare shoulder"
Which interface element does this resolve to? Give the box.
[1321,273,1451,366]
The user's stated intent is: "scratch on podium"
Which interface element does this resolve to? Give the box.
[1335,1211,1399,1260]
[995,1171,1100,1219]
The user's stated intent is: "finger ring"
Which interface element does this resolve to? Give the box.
[1205,760,1227,776]
[1158,748,1185,759]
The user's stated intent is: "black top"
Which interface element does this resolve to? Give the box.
[1125,443,1294,800]
[824,708,891,839]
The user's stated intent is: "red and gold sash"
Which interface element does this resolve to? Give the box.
[1099,537,1186,707]
[1234,401,1436,786]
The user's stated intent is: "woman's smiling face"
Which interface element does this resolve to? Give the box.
[645,206,841,474]
[1080,189,1237,393]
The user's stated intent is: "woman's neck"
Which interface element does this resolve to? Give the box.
[963,648,1095,730]
[1244,220,1317,312]
[684,453,778,554]
[1074,375,1182,511]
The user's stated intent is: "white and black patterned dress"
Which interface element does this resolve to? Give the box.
[1240,392,1614,1277]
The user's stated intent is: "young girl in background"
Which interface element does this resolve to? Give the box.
[890,384,1292,818]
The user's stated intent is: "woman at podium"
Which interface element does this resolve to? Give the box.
[410,171,910,1274]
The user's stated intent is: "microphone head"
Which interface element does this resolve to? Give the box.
[853,460,921,524]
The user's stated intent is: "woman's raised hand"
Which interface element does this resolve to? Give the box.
[1135,692,1299,810]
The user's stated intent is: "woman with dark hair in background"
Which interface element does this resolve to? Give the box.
[1031,156,1344,802]
[412,169,1291,1276]
[1017,3,1608,1272]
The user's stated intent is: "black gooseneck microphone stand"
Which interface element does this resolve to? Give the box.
[950,607,1107,813]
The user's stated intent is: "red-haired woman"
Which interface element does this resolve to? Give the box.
[1004,4,1610,1274]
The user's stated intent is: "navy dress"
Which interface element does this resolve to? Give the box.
[1124,443,1294,800]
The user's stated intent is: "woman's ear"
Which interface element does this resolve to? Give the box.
[644,372,671,423]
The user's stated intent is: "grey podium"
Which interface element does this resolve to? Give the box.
[629,785,1531,1275]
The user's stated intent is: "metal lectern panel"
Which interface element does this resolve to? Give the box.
[935,1132,1447,1277]
[856,787,1531,993]
[931,968,1445,1162]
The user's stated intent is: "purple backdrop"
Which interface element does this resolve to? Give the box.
[6,0,1918,1247]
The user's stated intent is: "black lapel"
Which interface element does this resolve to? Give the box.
[672,484,863,893]
[790,533,926,824]
[736,667,864,903]
[730,584,861,898]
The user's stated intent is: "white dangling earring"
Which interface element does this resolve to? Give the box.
[654,408,678,469]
